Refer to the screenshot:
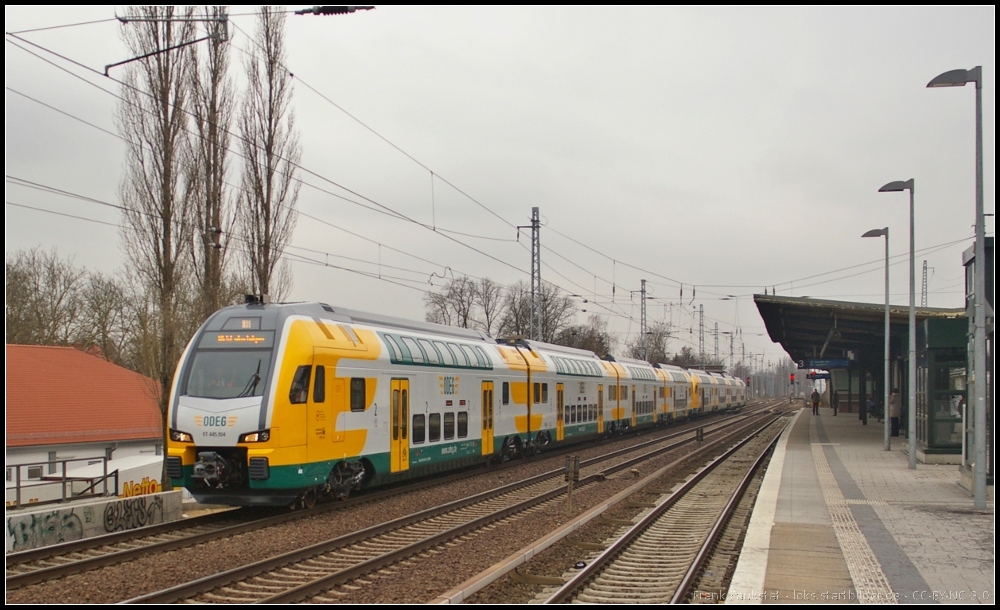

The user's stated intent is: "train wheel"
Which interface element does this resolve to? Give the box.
[302,488,317,510]
[500,436,518,462]
[328,462,353,500]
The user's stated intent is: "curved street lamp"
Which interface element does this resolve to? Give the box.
[878,179,916,469]
[927,66,987,509]
[863,228,891,452]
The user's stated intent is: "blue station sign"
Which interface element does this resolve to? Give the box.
[797,358,851,370]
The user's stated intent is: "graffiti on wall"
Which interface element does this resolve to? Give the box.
[6,508,84,551]
[103,495,164,532]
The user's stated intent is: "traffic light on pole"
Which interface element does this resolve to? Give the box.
[790,373,795,385]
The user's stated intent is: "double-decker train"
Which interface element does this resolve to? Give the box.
[166,302,746,507]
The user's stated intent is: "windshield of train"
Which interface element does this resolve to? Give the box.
[184,330,275,399]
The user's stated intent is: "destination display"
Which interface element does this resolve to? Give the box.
[199,330,274,349]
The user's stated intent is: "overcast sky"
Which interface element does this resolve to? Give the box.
[5,6,995,368]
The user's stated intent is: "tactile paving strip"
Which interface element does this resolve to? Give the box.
[810,435,897,605]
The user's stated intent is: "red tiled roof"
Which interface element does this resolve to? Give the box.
[5,345,163,447]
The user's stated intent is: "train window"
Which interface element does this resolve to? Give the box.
[434,341,456,366]
[444,412,455,440]
[621,386,628,400]
[533,383,540,404]
[392,390,399,440]
[458,412,468,438]
[401,390,408,439]
[383,335,403,362]
[351,378,366,412]
[429,413,441,442]
[314,366,325,403]
[475,346,493,369]
[542,383,549,403]
[290,366,311,404]
[447,343,469,367]
[412,414,425,444]
[418,339,439,364]
[460,345,479,368]
[579,382,586,394]
[503,382,510,405]
[401,337,424,363]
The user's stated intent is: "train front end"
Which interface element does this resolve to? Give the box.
[165,304,295,506]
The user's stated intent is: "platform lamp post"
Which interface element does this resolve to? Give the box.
[863,228,891,452]
[927,66,987,509]
[878,179,916,469]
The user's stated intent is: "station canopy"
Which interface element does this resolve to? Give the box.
[754,294,965,370]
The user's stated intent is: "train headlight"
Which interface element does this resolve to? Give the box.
[170,429,194,443]
[239,429,270,443]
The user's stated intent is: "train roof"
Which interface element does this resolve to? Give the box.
[209,302,495,344]
[505,338,603,360]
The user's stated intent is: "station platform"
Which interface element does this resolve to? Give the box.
[727,406,994,604]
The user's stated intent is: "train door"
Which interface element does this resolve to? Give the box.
[556,383,565,441]
[390,379,410,473]
[597,384,604,434]
[308,364,332,463]
[481,381,494,456]
[631,385,637,428]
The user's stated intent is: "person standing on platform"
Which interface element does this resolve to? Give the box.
[811,388,820,415]
[832,390,839,416]
[889,389,901,437]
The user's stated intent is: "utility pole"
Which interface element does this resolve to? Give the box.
[518,208,542,341]
[714,323,719,363]
[531,207,541,341]
[640,279,648,360]
[698,304,705,367]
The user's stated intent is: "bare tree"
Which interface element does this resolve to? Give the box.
[238,6,300,300]
[554,314,617,356]
[423,276,477,329]
[474,277,504,336]
[499,280,575,342]
[117,7,198,487]
[78,271,136,366]
[539,282,576,343]
[626,320,672,363]
[424,290,454,326]
[117,4,197,398]
[4,248,85,345]
[498,281,531,338]
[190,6,236,319]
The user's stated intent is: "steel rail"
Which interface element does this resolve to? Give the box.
[123,413,766,604]
[542,414,784,604]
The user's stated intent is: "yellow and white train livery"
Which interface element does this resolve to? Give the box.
[165,302,746,507]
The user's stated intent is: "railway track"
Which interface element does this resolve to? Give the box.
[124,410,773,604]
[540,415,785,604]
[4,509,245,590]
[7,402,781,603]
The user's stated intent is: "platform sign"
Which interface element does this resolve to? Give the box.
[807,372,832,380]
[797,358,850,370]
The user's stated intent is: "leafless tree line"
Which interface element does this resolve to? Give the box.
[111,6,300,414]
[424,276,735,367]
[6,249,161,372]
[424,277,578,344]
